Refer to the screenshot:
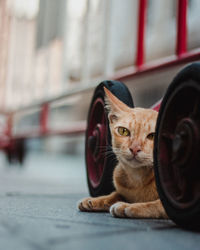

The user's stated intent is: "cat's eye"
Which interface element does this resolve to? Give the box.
[147,133,155,140]
[118,127,130,136]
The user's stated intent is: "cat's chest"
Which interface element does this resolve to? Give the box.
[113,166,158,203]
[115,183,156,203]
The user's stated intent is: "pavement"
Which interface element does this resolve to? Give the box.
[0,150,200,250]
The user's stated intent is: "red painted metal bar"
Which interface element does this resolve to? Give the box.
[0,49,198,144]
[12,121,87,140]
[1,49,198,143]
[115,48,200,82]
[135,0,147,67]
[5,114,12,137]
[0,115,12,149]
[40,103,49,135]
[176,0,188,56]
[151,99,162,112]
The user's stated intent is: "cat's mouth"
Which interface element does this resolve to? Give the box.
[124,154,153,168]
[125,155,142,163]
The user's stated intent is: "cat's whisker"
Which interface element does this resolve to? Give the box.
[104,153,116,161]
[96,145,110,149]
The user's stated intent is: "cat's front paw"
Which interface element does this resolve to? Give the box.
[78,197,110,212]
[110,202,130,218]
[78,197,93,211]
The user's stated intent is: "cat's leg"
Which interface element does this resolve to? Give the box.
[78,191,123,212]
[110,199,168,219]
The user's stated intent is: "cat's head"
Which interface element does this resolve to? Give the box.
[104,87,158,169]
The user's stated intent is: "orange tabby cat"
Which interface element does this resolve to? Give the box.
[78,87,168,219]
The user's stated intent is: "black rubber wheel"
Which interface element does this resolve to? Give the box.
[15,139,26,165]
[5,139,26,165]
[85,80,134,197]
[154,62,200,229]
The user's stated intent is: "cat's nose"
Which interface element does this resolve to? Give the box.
[129,147,141,156]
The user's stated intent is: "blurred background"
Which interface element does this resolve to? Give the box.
[0,0,200,183]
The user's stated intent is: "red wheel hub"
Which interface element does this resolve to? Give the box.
[86,97,107,188]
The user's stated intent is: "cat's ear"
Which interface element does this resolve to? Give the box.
[104,87,130,124]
